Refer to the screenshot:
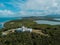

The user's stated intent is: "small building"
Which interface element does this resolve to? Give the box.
[15,26,32,32]
[2,26,32,35]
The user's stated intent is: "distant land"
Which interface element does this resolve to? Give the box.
[22,15,60,22]
[45,14,60,18]
[0,14,60,28]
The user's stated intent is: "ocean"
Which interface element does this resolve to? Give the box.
[0,17,22,28]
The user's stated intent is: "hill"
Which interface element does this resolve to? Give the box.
[45,14,60,18]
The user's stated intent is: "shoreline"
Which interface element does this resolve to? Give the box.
[0,17,22,28]
[0,18,60,29]
[0,20,12,28]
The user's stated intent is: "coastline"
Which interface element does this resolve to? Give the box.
[0,17,22,28]
[1,17,60,28]
[0,20,19,28]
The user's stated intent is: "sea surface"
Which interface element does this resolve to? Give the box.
[0,17,22,28]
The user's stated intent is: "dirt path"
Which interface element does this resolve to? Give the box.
[32,29,49,37]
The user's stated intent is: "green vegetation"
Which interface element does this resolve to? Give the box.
[23,16,60,22]
[4,19,37,29]
[0,30,60,45]
[0,18,60,45]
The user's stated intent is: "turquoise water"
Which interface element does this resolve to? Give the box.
[0,17,22,28]
[0,17,22,22]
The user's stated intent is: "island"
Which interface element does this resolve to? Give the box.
[0,18,60,45]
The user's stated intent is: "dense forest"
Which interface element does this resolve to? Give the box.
[0,29,60,45]
[0,19,60,45]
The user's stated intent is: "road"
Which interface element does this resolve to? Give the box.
[32,29,49,37]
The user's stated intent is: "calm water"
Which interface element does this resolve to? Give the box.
[36,20,60,25]
[0,17,22,28]
[54,18,60,21]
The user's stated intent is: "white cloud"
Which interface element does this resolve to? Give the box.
[1,0,60,17]
[0,10,14,15]
[0,10,15,17]
[20,0,51,10]
[15,0,60,16]
[18,10,47,16]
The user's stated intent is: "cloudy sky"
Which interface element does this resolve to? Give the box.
[0,0,60,17]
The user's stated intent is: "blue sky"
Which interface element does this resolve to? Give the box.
[0,0,60,17]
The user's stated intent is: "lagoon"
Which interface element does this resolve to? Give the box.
[36,20,60,25]
[54,18,60,21]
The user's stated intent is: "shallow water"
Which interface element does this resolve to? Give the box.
[54,18,60,21]
[36,20,60,25]
[0,17,22,28]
